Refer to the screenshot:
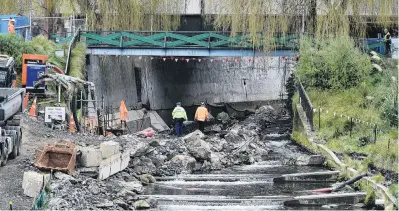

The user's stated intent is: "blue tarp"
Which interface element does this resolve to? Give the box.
[0,14,30,40]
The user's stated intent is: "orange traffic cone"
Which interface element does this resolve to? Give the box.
[23,92,30,111]
[69,114,76,133]
[29,96,37,117]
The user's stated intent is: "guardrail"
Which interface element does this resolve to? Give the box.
[51,31,299,49]
[296,78,314,131]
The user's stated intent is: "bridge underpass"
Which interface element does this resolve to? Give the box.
[79,31,297,125]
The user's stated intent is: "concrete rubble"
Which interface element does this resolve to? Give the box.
[21,104,331,210]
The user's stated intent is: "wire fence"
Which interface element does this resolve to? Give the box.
[295,78,394,148]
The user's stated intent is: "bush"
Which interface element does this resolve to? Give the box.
[296,36,372,90]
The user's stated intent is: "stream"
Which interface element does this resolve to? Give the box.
[144,135,366,210]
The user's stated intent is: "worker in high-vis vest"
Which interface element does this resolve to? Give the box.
[194,102,209,132]
[172,102,187,136]
[383,28,392,56]
[8,18,15,34]
[120,100,129,130]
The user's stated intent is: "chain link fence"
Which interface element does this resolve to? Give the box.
[30,17,86,43]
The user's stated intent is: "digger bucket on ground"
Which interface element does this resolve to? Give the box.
[34,141,77,176]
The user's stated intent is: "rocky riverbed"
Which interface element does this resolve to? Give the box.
[22,104,325,210]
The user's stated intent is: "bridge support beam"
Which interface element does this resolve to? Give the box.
[86,48,296,57]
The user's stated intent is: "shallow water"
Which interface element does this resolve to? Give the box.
[145,135,365,210]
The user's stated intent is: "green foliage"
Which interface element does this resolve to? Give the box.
[296,36,372,90]
[388,184,398,198]
[68,42,86,80]
[371,173,385,183]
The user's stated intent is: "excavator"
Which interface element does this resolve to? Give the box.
[34,73,100,133]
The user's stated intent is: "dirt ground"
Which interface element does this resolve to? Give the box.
[0,115,96,210]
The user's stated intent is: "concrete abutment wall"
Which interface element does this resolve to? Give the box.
[86,55,292,111]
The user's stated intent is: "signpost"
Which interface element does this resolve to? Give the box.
[44,107,66,123]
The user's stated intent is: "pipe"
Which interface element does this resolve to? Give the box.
[46,63,65,74]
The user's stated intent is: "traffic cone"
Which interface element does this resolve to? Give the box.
[69,114,76,133]
[23,92,30,111]
[29,96,37,117]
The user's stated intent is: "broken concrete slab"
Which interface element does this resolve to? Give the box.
[22,171,50,198]
[284,192,366,206]
[99,152,130,180]
[296,155,325,166]
[80,146,102,167]
[273,171,340,183]
[100,141,120,159]
[148,111,170,132]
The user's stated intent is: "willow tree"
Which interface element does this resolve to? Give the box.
[1,0,397,49]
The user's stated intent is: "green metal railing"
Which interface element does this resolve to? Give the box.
[52,31,299,49]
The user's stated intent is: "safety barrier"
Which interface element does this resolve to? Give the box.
[296,78,314,131]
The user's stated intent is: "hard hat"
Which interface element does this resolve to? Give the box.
[176,102,181,105]
[201,102,205,105]
[9,19,15,22]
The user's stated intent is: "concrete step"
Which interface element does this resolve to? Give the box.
[273,171,340,183]
[284,192,366,206]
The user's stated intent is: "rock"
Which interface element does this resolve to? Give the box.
[225,129,244,145]
[140,174,156,183]
[210,152,223,170]
[372,63,382,72]
[216,112,229,123]
[140,175,150,185]
[371,55,382,62]
[116,189,137,199]
[114,199,129,209]
[128,142,150,157]
[100,141,121,159]
[22,171,50,198]
[170,155,196,172]
[256,105,274,114]
[89,184,100,195]
[47,197,68,210]
[134,157,157,174]
[187,139,212,161]
[296,155,325,166]
[96,201,114,208]
[54,172,77,184]
[206,137,227,152]
[210,124,222,132]
[80,146,102,167]
[120,181,144,194]
[133,200,150,210]
[149,140,160,147]
[146,197,158,208]
[183,130,205,144]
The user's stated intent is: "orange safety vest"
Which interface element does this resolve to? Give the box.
[195,106,209,122]
[8,22,15,33]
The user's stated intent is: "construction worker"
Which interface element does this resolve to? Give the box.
[383,28,392,56]
[120,100,128,130]
[172,102,187,136]
[8,18,15,34]
[194,102,209,132]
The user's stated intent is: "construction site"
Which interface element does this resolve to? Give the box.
[0,0,398,210]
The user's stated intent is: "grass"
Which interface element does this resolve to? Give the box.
[308,87,398,173]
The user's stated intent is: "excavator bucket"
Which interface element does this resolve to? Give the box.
[34,141,77,176]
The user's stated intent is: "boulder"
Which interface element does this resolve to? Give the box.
[54,172,77,184]
[114,199,129,209]
[225,129,244,145]
[296,155,325,166]
[133,200,150,210]
[210,152,223,170]
[170,155,196,171]
[183,130,205,144]
[128,142,150,158]
[140,174,156,183]
[120,181,144,194]
[133,157,157,174]
[187,139,212,161]
[256,105,274,114]
[22,171,50,198]
[206,137,227,152]
[216,112,230,123]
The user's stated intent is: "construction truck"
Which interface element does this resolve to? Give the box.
[0,55,24,165]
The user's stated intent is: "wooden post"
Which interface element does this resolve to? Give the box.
[318,107,321,130]
[350,117,353,137]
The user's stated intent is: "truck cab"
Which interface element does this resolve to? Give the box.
[0,55,17,88]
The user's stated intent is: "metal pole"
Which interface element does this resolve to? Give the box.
[350,117,353,137]
[318,107,321,130]
[374,125,377,143]
[57,84,61,105]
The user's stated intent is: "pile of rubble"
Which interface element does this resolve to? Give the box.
[21,105,321,210]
